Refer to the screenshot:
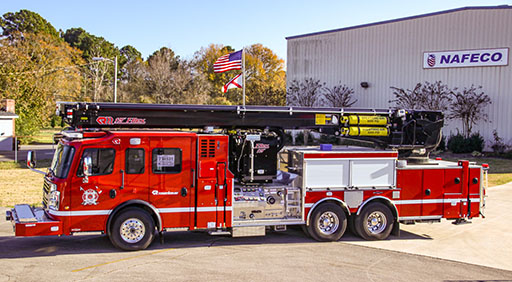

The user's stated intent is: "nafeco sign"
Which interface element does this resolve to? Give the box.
[423,48,508,69]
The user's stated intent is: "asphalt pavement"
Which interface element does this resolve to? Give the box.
[0,223,511,282]
[0,144,56,162]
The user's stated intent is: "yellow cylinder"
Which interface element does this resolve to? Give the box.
[347,127,389,136]
[342,115,388,126]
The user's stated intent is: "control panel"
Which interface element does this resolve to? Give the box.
[233,186,301,221]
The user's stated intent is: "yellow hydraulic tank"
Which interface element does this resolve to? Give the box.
[344,127,390,136]
[342,115,388,126]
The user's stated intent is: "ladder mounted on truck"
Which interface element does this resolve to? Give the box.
[56,102,443,156]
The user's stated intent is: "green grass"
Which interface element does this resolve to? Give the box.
[488,173,512,187]
[28,127,63,144]
[0,159,52,170]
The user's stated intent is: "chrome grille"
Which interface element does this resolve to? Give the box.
[42,178,52,208]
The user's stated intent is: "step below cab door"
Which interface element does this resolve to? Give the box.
[149,136,196,229]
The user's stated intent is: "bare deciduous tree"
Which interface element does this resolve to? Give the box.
[390,81,453,111]
[448,85,491,138]
[323,84,356,107]
[287,78,324,107]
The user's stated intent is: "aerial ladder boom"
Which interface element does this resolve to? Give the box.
[57,102,443,153]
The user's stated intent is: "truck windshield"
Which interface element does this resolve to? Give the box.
[50,144,75,179]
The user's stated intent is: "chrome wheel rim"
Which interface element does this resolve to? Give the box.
[317,211,339,235]
[120,218,146,243]
[366,211,387,234]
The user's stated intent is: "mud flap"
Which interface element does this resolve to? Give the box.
[392,220,400,237]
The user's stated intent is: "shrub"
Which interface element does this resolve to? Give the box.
[468,133,485,152]
[447,134,466,153]
[491,130,508,155]
[447,133,484,153]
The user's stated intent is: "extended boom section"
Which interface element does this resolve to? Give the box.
[57,102,443,154]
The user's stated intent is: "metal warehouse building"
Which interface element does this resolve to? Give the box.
[286,6,512,146]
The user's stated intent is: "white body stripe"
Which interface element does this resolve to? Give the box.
[49,206,232,216]
[394,198,480,205]
[304,198,481,210]
[48,210,112,216]
[398,215,443,220]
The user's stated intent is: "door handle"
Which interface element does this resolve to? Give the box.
[425,189,431,196]
[181,187,188,197]
[120,169,125,190]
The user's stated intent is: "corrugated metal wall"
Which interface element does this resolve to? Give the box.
[287,8,512,145]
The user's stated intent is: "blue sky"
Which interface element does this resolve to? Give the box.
[1,0,511,61]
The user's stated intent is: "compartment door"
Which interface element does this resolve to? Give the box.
[443,168,469,219]
[422,169,444,217]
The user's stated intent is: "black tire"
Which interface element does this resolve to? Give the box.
[307,203,347,242]
[301,224,311,238]
[110,208,155,251]
[354,202,394,241]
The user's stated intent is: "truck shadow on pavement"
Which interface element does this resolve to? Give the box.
[0,227,431,259]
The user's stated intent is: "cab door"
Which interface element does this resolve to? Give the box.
[149,136,195,228]
[69,146,119,232]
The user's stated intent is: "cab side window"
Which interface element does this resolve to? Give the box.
[77,148,115,176]
[126,148,145,174]
[152,148,181,173]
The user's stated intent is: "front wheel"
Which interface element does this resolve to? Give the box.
[354,202,394,240]
[307,203,347,241]
[110,208,155,251]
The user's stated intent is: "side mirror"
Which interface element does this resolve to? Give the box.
[83,156,92,176]
[83,156,92,183]
[27,151,45,175]
[27,151,36,168]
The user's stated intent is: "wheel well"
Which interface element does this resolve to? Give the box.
[357,198,398,222]
[307,199,350,226]
[107,201,161,237]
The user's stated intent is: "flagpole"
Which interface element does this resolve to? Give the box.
[242,48,246,107]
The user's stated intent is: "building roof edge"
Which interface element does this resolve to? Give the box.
[285,5,512,40]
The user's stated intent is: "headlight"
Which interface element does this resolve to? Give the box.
[48,191,60,210]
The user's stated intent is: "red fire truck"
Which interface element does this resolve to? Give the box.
[6,102,487,250]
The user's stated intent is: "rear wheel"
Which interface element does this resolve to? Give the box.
[110,208,155,251]
[354,202,394,240]
[307,203,347,242]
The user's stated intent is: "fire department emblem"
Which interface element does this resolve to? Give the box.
[80,186,102,205]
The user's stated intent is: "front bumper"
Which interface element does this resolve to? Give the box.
[6,204,62,236]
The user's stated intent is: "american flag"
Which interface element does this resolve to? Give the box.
[222,73,242,93]
[214,50,242,73]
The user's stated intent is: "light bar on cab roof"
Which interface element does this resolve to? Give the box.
[62,131,83,139]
